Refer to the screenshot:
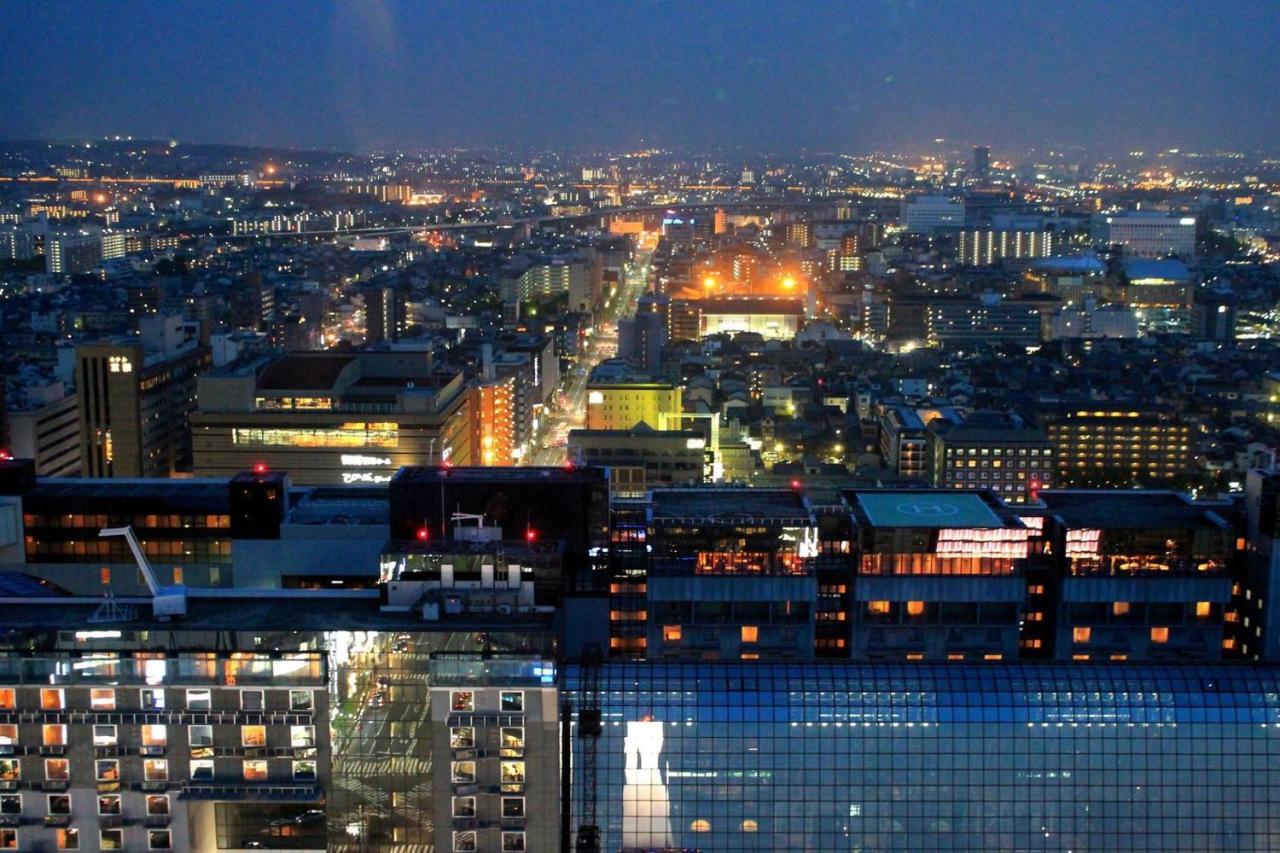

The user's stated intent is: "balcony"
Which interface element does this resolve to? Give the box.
[179,782,322,802]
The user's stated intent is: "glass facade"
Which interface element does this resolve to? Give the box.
[566,663,1280,851]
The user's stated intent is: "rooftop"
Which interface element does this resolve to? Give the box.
[256,354,358,391]
[650,487,812,524]
[391,465,608,485]
[1038,490,1229,530]
[851,491,1005,529]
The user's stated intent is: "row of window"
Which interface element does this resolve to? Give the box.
[0,827,171,850]
[0,756,316,783]
[454,829,525,852]
[1,687,314,712]
[0,722,314,749]
[448,690,525,713]
[0,791,169,817]
[24,514,231,530]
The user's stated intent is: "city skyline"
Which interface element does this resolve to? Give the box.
[3,0,1280,154]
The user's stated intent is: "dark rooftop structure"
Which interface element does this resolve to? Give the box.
[255,353,358,390]
[1038,490,1230,530]
[649,487,813,524]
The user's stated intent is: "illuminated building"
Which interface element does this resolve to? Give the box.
[665,299,701,343]
[45,230,102,275]
[846,489,1031,660]
[567,427,705,498]
[363,283,409,344]
[1023,254,1108,305]
[697,297,804,340]
[928,412,1054,504]
[0,226,34,261]
[191,352,472,485]
[1120,258,1196,309]
[1240,469,1280,660]
[585,378,683,432]
[637,488,819,661]
[566,663,1280,852]
[925,293,1042,350]
[75,316,210,478]
[878,404,962,479]
[1045,407,1193,484]
[957,227,1057,266]
[470,376,516,466]
[1045,301,1139,339]
[1037,490,1232,661]
[1102,211,1197,258]
[900,195,964,234]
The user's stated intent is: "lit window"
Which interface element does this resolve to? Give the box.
[741,626,759,644]
[1151,626,1170,644]
[450,727,475,749]
[97,794,121,815]
[43,724,67,746]
[139,689,165,711]
[143,759,167,782]
[95,760,118,782]
[189,725,213,748]
[89,688,115,710]
[290,726,315,749]
[501,760,526,785]
[0,690,12,711]
[242,760,267,781]
[146,795,170,816]
[501,727,524,756]
[41,689,64,711]
[241,726,266,748]
[93,726,116,747]
[906,601,925,617]
[186,689,211,710]
[663,625,682,642]
[500,691,524,713]
[56,828,79,850]
[189,760,213,781]
[690,819,712,832]
[1195,601,1211,618]
[450,691,474,712]
[1073,627,1091,644]
[451,761,476,784]
[0,829,15,850]
[0,761,17,782]
[866,600,890,615]
[1113,602,1130,616]
[141,725,166,747]
[45,759,70,781]
[292,760,316,781]
[171,567,184,585]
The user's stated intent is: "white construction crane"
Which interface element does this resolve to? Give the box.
[99,526,188,619]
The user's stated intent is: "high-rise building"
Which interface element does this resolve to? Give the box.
[4,382,80,476]
[972,144,991,179]
[363,283,408,344]
[45,230,102,275]
[585,377,683,431]
[470,376,516,466]
[75,316,209,478]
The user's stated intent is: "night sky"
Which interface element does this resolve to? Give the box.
[3,0,1278,154]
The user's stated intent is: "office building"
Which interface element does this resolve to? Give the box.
[1045,407,1193,484]
[75,317,209,478]
[698,297,804,340]
[363,284,409,344]
[4,383,80,477]
[585,377,683,432]
[1024,254,1108,305]
[192,351,472,485]
[928,412,1054,503]
[567,427,706,498]
[846,489,1032,660]
[1102,211,1197,258]
[1037,490,1232,662]
[901,196,965,234]
[1121,258,1196,309]
[877,404,962,479]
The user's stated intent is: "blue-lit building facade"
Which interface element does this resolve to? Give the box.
[566,663,1280,852]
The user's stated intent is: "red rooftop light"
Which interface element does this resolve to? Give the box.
[525,528,538,543]
[790,479,802,490]
[252,462,269,474]
[416,527,430,542]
